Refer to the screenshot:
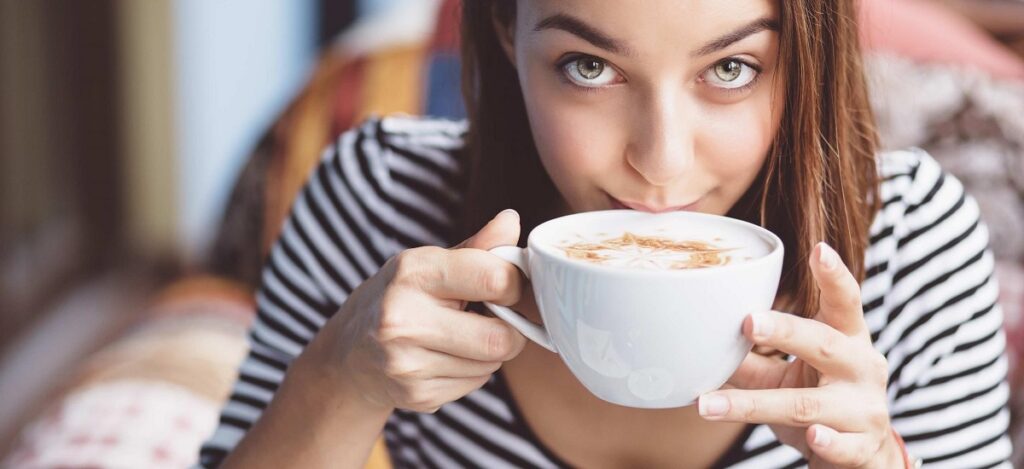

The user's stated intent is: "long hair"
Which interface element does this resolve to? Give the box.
[458,1,879,317]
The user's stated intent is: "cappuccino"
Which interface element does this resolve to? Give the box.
[560,232,737,270]
[485,209,784,407]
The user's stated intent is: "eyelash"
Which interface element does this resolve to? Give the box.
[714,59,763,96]
[555,54,620,95]
[554,54,763,96]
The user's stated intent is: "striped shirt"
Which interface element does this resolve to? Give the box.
[198,115,1012,468]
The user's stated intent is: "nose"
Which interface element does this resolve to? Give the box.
[625,90,695,186]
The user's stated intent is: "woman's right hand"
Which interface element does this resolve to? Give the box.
[302,209,528,414]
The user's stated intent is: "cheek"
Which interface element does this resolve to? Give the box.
[701,110,771,177]
[519,60,624,208]
[697,90,780,203]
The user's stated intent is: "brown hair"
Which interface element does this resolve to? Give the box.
[458,1,879,317]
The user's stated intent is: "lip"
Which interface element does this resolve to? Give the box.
[607,193,703,213]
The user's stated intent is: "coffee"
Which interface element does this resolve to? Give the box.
[559,232,741,270]
[485,209,784,407]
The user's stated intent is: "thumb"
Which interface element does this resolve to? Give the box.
[456,209,521,250]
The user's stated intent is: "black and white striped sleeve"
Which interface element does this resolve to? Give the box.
[873,150,1012,468]
[195,116,464,468]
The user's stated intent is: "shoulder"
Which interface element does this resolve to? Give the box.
[865,148,994,344]
[378,113,469,140]
[310,115,468,248]
[864,148,992,335]
[870,148,979,248]
[323,114,467,178]
[319,115,466,204]
[875,148,951,212]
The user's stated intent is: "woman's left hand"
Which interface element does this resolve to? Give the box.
[698,242,904,468]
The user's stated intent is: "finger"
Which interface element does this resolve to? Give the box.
[807,424,884,468]
[438,248,524,305]
[725,350,788,390]
[394,247,523,306]
[810,242,868,337]
[697,387,859,429]
[454,209,521,250]
[450,208,521,310]
[384,346,502,379]
[744,310,864,378]
[409,306,528,362]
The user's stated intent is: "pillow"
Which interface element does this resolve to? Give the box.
[859,0,1024,80]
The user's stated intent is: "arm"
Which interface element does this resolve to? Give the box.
[700,151,1012,467]
[199,119,526,468]
[881,161,1012,466]
[220,336,392,468]
[197,125,388,468]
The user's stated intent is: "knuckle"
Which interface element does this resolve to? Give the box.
[485,325,515,360]
[481,266,511,298]
[383,351,425,379]
[497,265,522,304]
[382,356,400,377]
[874,355,890,383]
[404,387,436,411]
[867,407,890,433]
[817,333,840,361]
[822,279,861,311]
[393,248,432,286]
[377,301,410,342]
[739,398,758,421]
[774,318,794,343]
[792,395,821,426]
[849,450,871,468]
[391,249,414,276]
[837,283,862,310]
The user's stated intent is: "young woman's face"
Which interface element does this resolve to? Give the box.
[503,0,784,216]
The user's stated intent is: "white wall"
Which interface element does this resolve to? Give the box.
[173,0,317,260]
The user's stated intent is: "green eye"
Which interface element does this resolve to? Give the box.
[702,58,759,91]
[576,58,605,79]
[561,54,621,88]
[714,60,743,82]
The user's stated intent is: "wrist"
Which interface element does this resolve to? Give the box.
[221,345,392,468]
[291,345,394,418]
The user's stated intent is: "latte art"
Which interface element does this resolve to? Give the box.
[561,232,737,270]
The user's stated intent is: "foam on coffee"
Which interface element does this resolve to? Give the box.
[560,232,739,270]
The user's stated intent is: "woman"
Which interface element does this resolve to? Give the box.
[199,0,1012,467]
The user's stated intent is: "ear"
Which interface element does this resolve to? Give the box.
[491,4,518,68]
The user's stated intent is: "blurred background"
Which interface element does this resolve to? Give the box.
[1,0,353,341]
[0,0,1022,467]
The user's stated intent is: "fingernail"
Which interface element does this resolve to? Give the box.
[812,425,834,447]
[818,242,838,270]
[750,312,774,340]
[698,394,729,417]
[498,209,519,219]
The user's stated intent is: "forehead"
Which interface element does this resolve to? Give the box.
[519,0,779,55]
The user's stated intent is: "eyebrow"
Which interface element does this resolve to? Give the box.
[691,17,779,57]
[533,13,779,58]
[534,13,634,56]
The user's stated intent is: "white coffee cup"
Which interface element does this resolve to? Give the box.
[484,210,783,408]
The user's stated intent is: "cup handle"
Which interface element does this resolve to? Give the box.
[484,246,557,353]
